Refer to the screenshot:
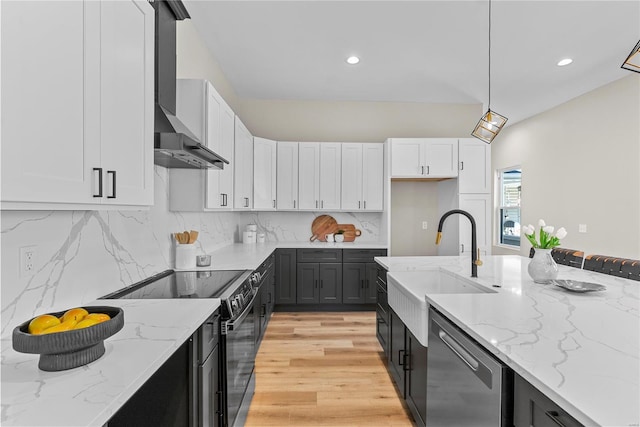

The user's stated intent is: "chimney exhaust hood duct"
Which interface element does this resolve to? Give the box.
[153,0,229,169]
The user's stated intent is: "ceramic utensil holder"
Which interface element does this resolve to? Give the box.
[175,244,196,269]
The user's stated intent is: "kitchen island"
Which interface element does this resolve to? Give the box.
[377,255,639,427]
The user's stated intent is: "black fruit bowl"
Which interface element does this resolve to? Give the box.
[12,306,124,371]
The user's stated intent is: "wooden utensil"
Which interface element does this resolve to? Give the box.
[310,215,338,242]
[189,230,198,244]
[335,224,362,242]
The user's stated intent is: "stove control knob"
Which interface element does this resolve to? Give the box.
[231,300,239,312]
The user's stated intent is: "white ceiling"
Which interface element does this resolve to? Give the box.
[184,1,640,124]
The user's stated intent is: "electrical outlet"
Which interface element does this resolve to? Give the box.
[422,221,428,230]
[578,224,587,233]
[19,246,37,278]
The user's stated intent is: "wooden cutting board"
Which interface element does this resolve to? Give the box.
[335,224,362,242]
[310,215,338,242]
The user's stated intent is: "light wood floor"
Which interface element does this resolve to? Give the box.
[245,312,414,426]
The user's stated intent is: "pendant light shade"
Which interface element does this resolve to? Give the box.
[471,0,507,144]
[472,109,508,144]
[621,39,640,73]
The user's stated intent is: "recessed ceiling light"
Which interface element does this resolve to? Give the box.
[346,56,360,65]
[557,58,573,67]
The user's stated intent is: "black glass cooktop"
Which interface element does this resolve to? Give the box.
[102,270,247,299]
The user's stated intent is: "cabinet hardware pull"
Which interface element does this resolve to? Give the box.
[398,350,405,366]
[315,279,318,288]
[244,197,249,207]
[358,201,361,209]
[107,170,116,199]
[427,165,430,175]
[93,168,103,198]
[293,200,296,209]
[544,411,567,427]
[321,200,324,209]
[220,193,225,206]
[364,200,367,209]
[404,353,411,371]
[273,200,276,208]
[421,166,424,175]
[320,280,323,288]
[316,200,318,208]
[461,243,465,253]
[460,161,464,171]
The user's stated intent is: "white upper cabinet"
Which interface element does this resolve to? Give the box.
[1,0,154,208]
[298,143,320,210]
[253,137,277,210]
[341,143,384,211]
[458,138,491,194]
[390,138,458,178]
[233,116,253,209]
[319,143,342,210]
[170,80,235,211]
[276,142,299,210]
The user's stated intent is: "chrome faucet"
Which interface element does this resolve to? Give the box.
[435,209,483,278]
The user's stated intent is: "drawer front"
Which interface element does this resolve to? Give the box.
[297,248,342,263]
[514,375,583,427]
[342,249,387,263]
[198,310,220,362]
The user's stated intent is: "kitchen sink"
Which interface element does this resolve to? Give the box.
[387,269,496,346]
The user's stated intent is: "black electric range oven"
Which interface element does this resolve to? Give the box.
[102,267,265,427]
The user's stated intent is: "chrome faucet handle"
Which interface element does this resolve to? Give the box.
[474,248,483,266]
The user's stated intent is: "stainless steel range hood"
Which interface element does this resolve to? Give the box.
[153,0,228,169]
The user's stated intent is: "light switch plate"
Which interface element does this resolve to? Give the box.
[578,224,587,233]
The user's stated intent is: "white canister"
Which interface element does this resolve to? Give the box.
[257,233,266,243]
[243,231,256,244]
[175,244,196,269]
[246,224,257,232]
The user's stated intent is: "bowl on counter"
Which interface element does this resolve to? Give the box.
[12,306,124,371]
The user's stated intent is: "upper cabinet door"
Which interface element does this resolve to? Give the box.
[100,0,154,205]
[340,144,363,211]
[234,117,253,209]
[217,101,235,208]
[276,142,299,210]
[390,139,423,177]
[298,143,320,210]
[319,143,342,210]
[1,1,98,205]
[253,137,277,210]
[362,144,384,210]
[458,138,491,194]
[424,139,458,178]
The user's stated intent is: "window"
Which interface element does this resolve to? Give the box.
[498,168,521,247]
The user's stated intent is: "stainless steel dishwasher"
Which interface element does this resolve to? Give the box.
[427,307,513,427]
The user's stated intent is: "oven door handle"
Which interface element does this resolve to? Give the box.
[223,291,257,334]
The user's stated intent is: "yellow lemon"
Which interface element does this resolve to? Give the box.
[28,314,61,335]
[74,318,101,330]
[41,319,77,334]
[85,313,111,323]
[61,307,88,323]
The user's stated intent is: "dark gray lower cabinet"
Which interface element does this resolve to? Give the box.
[387,309,427,427]
[275,249,296,304]
[514,375,583,427]
[297,263,342,304]
[376,268,389,355]
[388,309,406,396]
[406,329,427,427]
[343,263,366,303]
[199,344,220,427]
[365,263,378,303]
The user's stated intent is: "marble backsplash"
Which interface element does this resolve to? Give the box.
[1,166,382,335]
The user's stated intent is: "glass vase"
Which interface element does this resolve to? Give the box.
[527,248,559,284]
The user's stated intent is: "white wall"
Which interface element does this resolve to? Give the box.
[492,75,640,259]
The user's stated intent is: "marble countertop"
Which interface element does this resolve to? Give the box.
[1,299,220,427]
[378,255,639,427]
[181,241,388,271]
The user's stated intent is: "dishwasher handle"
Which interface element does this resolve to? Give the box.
[430,314,495,389]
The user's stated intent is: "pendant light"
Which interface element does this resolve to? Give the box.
[472,0,507,144]
[621,39,640,73]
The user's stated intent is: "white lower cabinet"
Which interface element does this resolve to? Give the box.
[341,143,384,211]
[253,137,277,210]
[1,0,154,208]
[458,194,491,255]
[234,117,254,210]
[276,142,299,210]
